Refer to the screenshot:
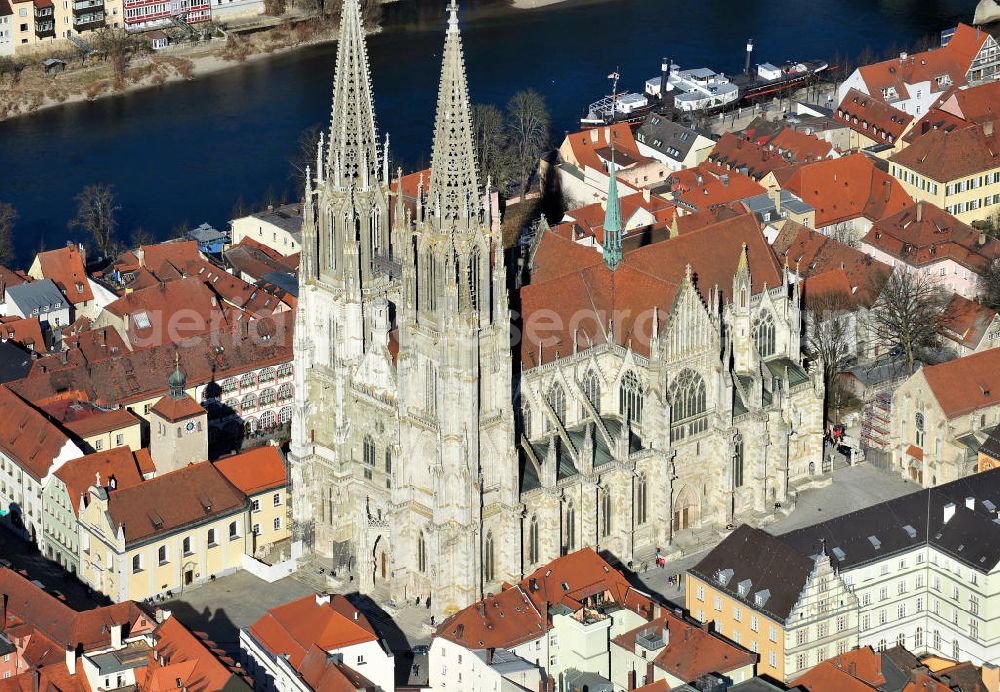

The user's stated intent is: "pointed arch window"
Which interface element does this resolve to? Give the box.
[733,435,745,489]
[418,532,427,573]
[369,209,381,263]
[425,362,438,415]
[600,488,612,538]
[753,310,776,358]
[522,403,532,441]
[915,412,925,447]
[363,436,376,467]
[546,381,566,429]
[484,532,495,583]
[669,369,708,442]
[637,473,648,525]
[528,515,539,565]
[467,247,480,314]
[327,208,337,271]
[565,500,576,554]
[619,370,643,425]
[583,369,601,414]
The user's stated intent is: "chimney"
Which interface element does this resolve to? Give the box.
[966,496,975,510]
[353,611,359,621]
[0,594,6,632]
[916,201,923,222]
[980,233,987,246]
[32,669,40,692]
[884,178,891,202]
[744,38,753,76]
[985,121,994,137]
[849,661,857,676]
[721,174,729,187]
[65,645,76,675]
[111,623,123,649]
[642,187,650,203]
[944,502,956,523]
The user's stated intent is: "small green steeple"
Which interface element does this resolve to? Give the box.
[603,159,623,271]
[168,353,186,399]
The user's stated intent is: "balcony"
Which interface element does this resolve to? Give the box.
[73,11,105,29]
[72,0,103,9]
[34,19,55,37]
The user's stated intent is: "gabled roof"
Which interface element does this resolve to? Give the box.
[688,524,815,624]
[249,594,378,669]
[144,616,251,691]
[5,279,66,316]
[0,385,75,481]
[836,87,914,143]
[102,277,231,348]
[778,153,912,227]
[104,462,246,544]
[297,644,376,691]
[213,445,287,495]
[436,583,544,650]
[941,293,997,350]
[150,391,206,423]
[890,120,1000,182]
[33,245,93,305]
[635,113,709,162]
[670,165,766,210]
[0,316,46,354]
[54,446,147,516]
[921,348,1000,419]
[562,124,648,172]
[612,613,756,683]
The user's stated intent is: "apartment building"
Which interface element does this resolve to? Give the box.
[8,0,121,53]
[229,203,304,257]
[687,524,860,683]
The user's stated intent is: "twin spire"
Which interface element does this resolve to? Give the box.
[427,0,481,230]
[326,0,381,189]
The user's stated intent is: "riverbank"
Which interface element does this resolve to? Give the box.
[0,17,344,124]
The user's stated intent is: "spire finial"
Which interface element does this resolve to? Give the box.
[447,0,459,29]
[602,160,623,271]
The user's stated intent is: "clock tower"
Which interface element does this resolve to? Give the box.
[149,357,208,472]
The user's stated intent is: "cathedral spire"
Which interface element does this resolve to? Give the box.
[603,160,623,271]
[327,0,380,189]
[428,0,480,230]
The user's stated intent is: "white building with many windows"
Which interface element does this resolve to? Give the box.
[781,468,1000,666]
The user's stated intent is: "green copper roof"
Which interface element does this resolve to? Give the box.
[603,160,623,271]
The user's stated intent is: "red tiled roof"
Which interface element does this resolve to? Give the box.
[436,583,545,649]
[705,132,797,181]
[906,444,924,461]
[562,191,677,246]
[0,386,75,481]
[12,310,292,409]
[54,446,146,516]
[779,153,912,227]
[34,245,93,305]
[612,614,756,684]
[0,316,45,354]
[522,213,779,367]
[143,616,250,691]
[563,124,646,172]
[213,445,286,495]
[836,87,914,143]
[297,644,375,691]
[862,202,999,274]
[670,165,766,210]
[793,660,880,691]
[61,405,141,439]
[921,348,1000,419]
[150,392,206,423]
[941,292,997,350]
[890,120,1000,182]
[249,594,377,669]
[856,24,987,104]
[105,462,246,544]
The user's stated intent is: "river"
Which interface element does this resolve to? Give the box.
[0,0,975,262]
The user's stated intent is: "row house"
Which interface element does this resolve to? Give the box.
[834,88,914,154]
[241,593,395,692]
[861,202,1000,300]
[940,293,1000,358]
[782,469,1000,667]
[687,525,859,683]
[7,0,121,53]
[890,348,1000,486]
[28,244,117,322]
[122,0,208,30]
[433,548,755,692]
[0,386,84,545]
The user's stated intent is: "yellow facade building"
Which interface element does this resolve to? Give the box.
[9,0,122,54]
[213,445,290,560]
[686,525,859,683]
[78,461,248,602]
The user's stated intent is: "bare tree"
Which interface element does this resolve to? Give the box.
[804,290,855,423]
[289,123,322,186]
[129,227,156,249]
[69,184,120,259]
[94,27,147,90]
[0,203,16,267]
[471,103,507,188]
[870,269,948,375]
[980,257,1000,311]
[505,89,550,196]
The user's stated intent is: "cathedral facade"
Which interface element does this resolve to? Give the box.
[290,0,825,616]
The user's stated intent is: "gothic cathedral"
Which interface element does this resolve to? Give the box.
[290,0,825,616]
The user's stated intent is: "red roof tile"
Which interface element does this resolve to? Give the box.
[836,87,914,143]
[143,616,250,691]
[941,292,997,350]
[60,405,141,439]
[921,348,1000,418]
[150,392,205,423]
[0,316,45,354]
[670,165,765,210]
[563,124,647,172]
[34,245,93,305]
[249,594,377,669]
[55,446,147,516]
[0,386,75,481]
[779,153,912,227]
[891,120,1000,182]
[213,445,286,495]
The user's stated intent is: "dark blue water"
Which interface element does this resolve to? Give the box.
[0,0,975,262]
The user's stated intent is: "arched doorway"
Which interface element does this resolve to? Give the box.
[909,460,923,484]
[673,487,698,532]
[372,535,389,585]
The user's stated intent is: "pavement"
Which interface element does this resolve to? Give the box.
[633,462,919,608]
